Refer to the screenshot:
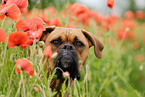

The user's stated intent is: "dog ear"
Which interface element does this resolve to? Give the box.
[40,26,56,41]
[82,29,104,59]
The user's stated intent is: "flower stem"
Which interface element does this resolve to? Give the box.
[1,16,6,28]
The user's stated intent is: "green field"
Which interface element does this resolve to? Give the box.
[0,1,145,97]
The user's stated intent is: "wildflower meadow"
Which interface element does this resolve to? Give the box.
[0,0,145,97]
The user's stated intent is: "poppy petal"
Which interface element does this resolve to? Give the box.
[15,65,20,74]
[27,69,34,76]
[107,0,115,9]
[20,39,34,49]
[39,12,50,25]
[26,30,38,40]
[0,3,21,21]
[16,19,37,31]
[15,58,34,76]
[136,11,145,19]
[2,0,8,5]
[69,3,89,16]
[7,31,29,48]
[0,4,5,9]
[117,30,129,40]
[6,0,28,13]
[0,14,5,20]
[0,28,7,42]
[46,7,57,16]
[43,46,52,58]
[26,29,43,41]
[50,17,62,27]
[31,17,45,31]
[36,29,43,41]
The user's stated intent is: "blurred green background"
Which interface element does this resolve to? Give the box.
[0,0,145,97]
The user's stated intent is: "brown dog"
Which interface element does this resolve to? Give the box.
[41,26,104,96]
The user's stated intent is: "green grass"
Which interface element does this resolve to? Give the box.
[0,30,144,97]
[0,6,145,97]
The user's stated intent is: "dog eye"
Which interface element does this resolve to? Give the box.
[51,40,60,45]
[75,41,84,47]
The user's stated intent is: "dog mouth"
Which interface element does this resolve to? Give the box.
[60,55,73,68]
[54,47,80,80]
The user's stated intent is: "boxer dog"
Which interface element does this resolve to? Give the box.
[41,26,104,96]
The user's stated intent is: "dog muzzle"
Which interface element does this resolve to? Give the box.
[54,44,81,80]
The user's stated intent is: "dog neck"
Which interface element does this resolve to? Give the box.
[50,77,73,97]
[50,78,65,91]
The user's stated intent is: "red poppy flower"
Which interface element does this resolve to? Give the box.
[50,17,62,27]
[21,8,28,14]
[0,3,21,21]
[39,12,50,25]
[19,29,43,49]
[124,11,135,19]
[0,28,7,42]
[15,58,34,76]
[26,29,44,41]
[20,39,34,49]
[78,12,89,25]
[117,29,129,40]
[46,7,57,16]
[16,17,45,31]
[69,3,89,16]
[135,54,144,63]
[2,0,8,5]
[16,19,37,31]
[31,17,45,31]
[128,32,136,41]
[88,10,97,18]
[88,10,102,25]
[107,0,115,9]
[16,17,45,45]
[121,20,136,30]
[43,46,52,58]
[136,11,145,19]
[6,0,28,13]
[7,31,29,48]
[132,42,139,50]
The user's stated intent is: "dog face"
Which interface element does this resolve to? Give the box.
[41,26,104,80]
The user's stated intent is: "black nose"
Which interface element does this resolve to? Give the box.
[61,44,75,50]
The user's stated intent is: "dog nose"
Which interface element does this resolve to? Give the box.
[61,44,75,50]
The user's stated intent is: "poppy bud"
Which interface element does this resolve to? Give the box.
[17,65,21,71]
[51,52,58,60]
[39,41,45,48]
[125,27,130,32]
[139,65,143,71]
[63,71,70,78]
[33,87,40,92]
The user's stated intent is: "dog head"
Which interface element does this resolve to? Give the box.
[41,26,104,80]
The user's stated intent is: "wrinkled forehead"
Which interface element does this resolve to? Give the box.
[48,27,87,42]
